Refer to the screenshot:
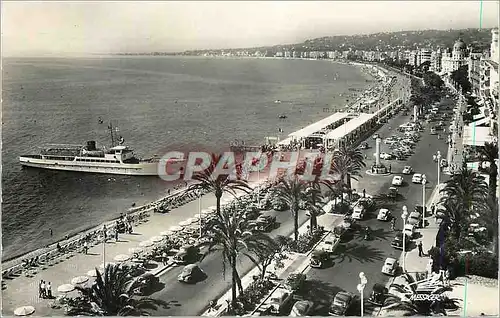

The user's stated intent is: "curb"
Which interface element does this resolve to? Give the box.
[152,262,177,277]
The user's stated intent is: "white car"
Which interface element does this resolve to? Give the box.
[412,173,423,184]
[402,166,413,174]
[352,205,365,220]
[392,176,403,186]
[403,224,415,238]
[380,152,392,160]
[381,257,399,276]
[377,208,391,221]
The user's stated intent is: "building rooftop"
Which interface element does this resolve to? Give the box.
[324,113,375,140]
[288,112,350,139]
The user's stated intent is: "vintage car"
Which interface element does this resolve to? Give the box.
[255,215,277,232]
[392,176,403,186]
[412,173,423,184]
[402,166,413,175]
[391,231,410,250]
[289,300,314,317]
[178,263,207,283]
[377,208,391,221]
[381,257,399,276]
[367,283,388,306]
[173,245,200,265]
[130,272,160,296]
[310,250,332,269]
[329,291,354,316]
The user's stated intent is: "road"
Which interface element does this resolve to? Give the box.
[150,208,310,315]
[150,94,455,316]
[301,95,455,316]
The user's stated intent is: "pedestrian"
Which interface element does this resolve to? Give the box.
[115,230,119,242]
[363,189,366,198]
[431,204,436,215]
[39,280,44,298]
[40,280,46,298]
[418,241,424,257]
[162,252,168,265]
[49,228,53,236]
[84,241,88,254]
[46,281,52,298]
[433,154,437,161]
[389,164,392,173]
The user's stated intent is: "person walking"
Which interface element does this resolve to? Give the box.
[162,252,168,265]
[84,241,88,254]
[418,241,424,257]
[114,230,119,242]
[363,189,366,198]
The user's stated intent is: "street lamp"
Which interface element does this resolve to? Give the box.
[357,272,368,317]
[102,224,107,269]
[436,151,442,185]
[422,175,427,228]
[199,193,202,239]
[401,206,408,272]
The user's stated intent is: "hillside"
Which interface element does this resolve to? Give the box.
[180,28,494,55]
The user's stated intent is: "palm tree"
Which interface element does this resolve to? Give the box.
[479,141,498,198]
[305,180,324,233]
[273,175,308,241]
[202,205,274,310]
[331,144,366,193]
[436,198,467,242]
[440,165,489,213]
[189,153,252,218]
[67,264,167,316]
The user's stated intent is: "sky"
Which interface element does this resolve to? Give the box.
[2,1,499,56]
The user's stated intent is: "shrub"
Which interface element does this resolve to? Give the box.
[285,273,306,292]
[455,252,498,278]
[288,228,325,254]
[237,279,276,312]
[332,202,351,215]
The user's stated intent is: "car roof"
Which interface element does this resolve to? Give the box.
[413,173,421,176]
[385,257,396,263]
[379,208,389,213]
[335,291,352,301]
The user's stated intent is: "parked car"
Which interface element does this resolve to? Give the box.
[173,245,200,265]
[387,187,398,199]
[310,250,331,268]
[402,166,413,174]
[352,204,365,220]
[392,176,403,186]
[430,127,437,135]
[255,215,277,232]
[289,300,314,316]
[381,257,399,276]
[412,173,423,184]
[377,208,391,221]
[407,211,422,227]
[380,152,393,160]
[131,272,160,296]
[266,287,295,315]
[373,133,380,139]
[317,233,340,253]
[367,283,388,306]
[391,231,410,250]
[178,263,207,283]
[359,142,369,149]
[329,291,354,316]
[403,224,415,238]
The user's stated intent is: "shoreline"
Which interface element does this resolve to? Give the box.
[2,59,394,267]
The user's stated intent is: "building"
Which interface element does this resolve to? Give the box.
[419,49,432,66]
[468,51,484,95]
[430,49,443,73]
[441,38,468,75]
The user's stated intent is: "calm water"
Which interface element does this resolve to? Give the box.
[1,56,373,260]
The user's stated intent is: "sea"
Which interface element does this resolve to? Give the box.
[1,56,374,261]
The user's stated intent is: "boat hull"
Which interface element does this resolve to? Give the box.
[19,156,160,176]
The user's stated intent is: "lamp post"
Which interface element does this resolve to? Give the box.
[401,206,408,272]
[436,151,442,185]
[102,224,107,269]
[199,193,202,240]
[357,272,368,317]
[422,175,427,228]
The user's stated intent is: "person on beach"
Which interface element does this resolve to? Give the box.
[84,241,88,254]
[40,280,46,298]
[39,280,44,298]
[162,252,168,265]
[46,282,52,298]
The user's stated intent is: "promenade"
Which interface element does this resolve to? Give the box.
[1,183,260,316]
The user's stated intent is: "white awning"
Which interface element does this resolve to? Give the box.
[467,117,490,127]
[324,113,375,140]
[462,126,494,146]
[288,112,349,138]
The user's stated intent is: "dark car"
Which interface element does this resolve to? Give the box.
[130,272,160,296]
[367,283,388,306]
[255,215,277,232]
[329,291,354,316]
[391,231,410,250]
[310,250,331,268]
[173,245,200,265]
[290,300,314,316]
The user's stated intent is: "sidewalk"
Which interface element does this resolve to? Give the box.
[1,186,258,317]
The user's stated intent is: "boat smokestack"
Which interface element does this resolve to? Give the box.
[87,141,96,151]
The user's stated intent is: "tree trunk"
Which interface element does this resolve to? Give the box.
[489,164,498,199]
[293,207,299,241]
[231,256,238,308]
